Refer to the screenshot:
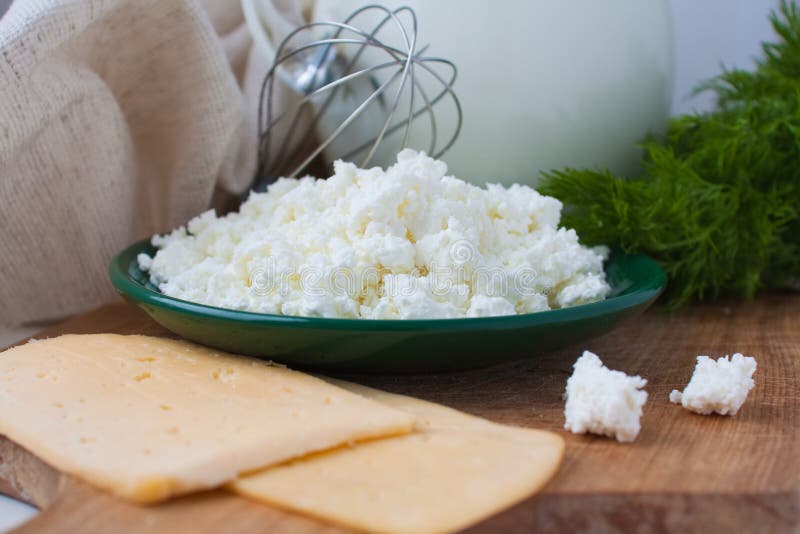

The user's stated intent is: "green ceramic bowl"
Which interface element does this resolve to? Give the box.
[109,240,665,373]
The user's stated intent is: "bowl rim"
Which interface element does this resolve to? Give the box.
[109,239,666,332]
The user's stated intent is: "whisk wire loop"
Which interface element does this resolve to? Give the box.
[254,4,461,189]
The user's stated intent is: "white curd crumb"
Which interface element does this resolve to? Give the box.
[564,351,648,443]
[136,253,153,271]
[670,353,756,416]
[139,150,610,319]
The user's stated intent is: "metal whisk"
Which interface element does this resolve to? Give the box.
[251,4,462,189]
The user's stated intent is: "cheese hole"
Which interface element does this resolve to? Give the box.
[136,356,156,362]
[54,402,64,408]
[212,368,237,382]
[134,372,152,382]
[159,404,172,411]
[79,437,95,444]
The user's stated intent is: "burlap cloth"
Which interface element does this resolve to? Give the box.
[0,0,308,328]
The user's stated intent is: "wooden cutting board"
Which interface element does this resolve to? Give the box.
[1,295,798,533]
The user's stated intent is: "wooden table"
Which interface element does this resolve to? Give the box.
[1,296,798,532]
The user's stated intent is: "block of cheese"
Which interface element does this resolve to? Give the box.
[232,380,564,534]
[0,335,415,503]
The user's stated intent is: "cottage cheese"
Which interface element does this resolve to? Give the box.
[139,150,610,319]
[564,351,648,442]
[669,354,756,415]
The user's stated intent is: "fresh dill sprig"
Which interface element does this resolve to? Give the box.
[539,0,800,308]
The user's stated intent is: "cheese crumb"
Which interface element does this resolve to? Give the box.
[138,150,610,319]
[564,351,648,443]
[669,353,756,416]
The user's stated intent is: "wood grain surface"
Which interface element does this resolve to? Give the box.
[1,296,798,533]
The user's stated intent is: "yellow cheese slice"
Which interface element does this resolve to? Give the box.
[232,380,564,534]
[0,335,415,503]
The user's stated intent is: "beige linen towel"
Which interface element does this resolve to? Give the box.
[0,0,304,328]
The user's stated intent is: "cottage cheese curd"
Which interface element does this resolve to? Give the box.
[669,354,756,416]
[563,351,648,442]
[139,150,610,319]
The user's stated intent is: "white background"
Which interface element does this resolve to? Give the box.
[0,0,781,530]
[671,0,778,114]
